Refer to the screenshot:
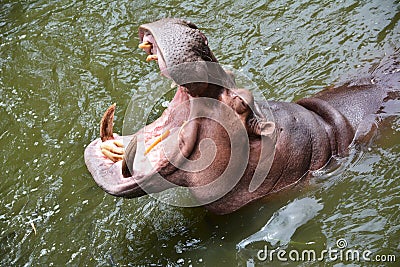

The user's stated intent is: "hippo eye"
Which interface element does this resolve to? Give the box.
[198,31,208,45]
[233,95,248,114]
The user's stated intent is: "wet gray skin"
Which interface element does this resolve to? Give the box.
[85,18,400,215]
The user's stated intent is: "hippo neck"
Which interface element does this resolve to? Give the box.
[266,99,354,191]
[253,101,336,192]
[296,97,354,156]
[263,99,356,191]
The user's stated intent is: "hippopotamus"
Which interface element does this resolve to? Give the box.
[84,18,399,215]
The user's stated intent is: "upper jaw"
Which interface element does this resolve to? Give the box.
[137,18,218,84]
[137,33,229,99]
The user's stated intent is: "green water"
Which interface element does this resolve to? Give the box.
[1,0,399,266]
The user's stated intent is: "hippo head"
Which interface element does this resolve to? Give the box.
[85,18,276,214]
[138,18,232,97]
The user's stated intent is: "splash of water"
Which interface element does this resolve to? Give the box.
[237,197,323,250]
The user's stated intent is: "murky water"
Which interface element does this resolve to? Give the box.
[1,0,399,266]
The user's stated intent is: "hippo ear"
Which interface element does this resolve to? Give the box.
[248,117,275,136]
[258,121,275,136]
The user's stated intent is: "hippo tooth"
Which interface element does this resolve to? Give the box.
[146,55,158,62]
[100,103,116,142]
[138,42,152,49]
[144,129,170,155]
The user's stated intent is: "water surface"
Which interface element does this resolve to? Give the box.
[1,0,399,266]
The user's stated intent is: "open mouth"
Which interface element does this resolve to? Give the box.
[85,18,226,197]
[118,31,194,180]
[86,50,191,197]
